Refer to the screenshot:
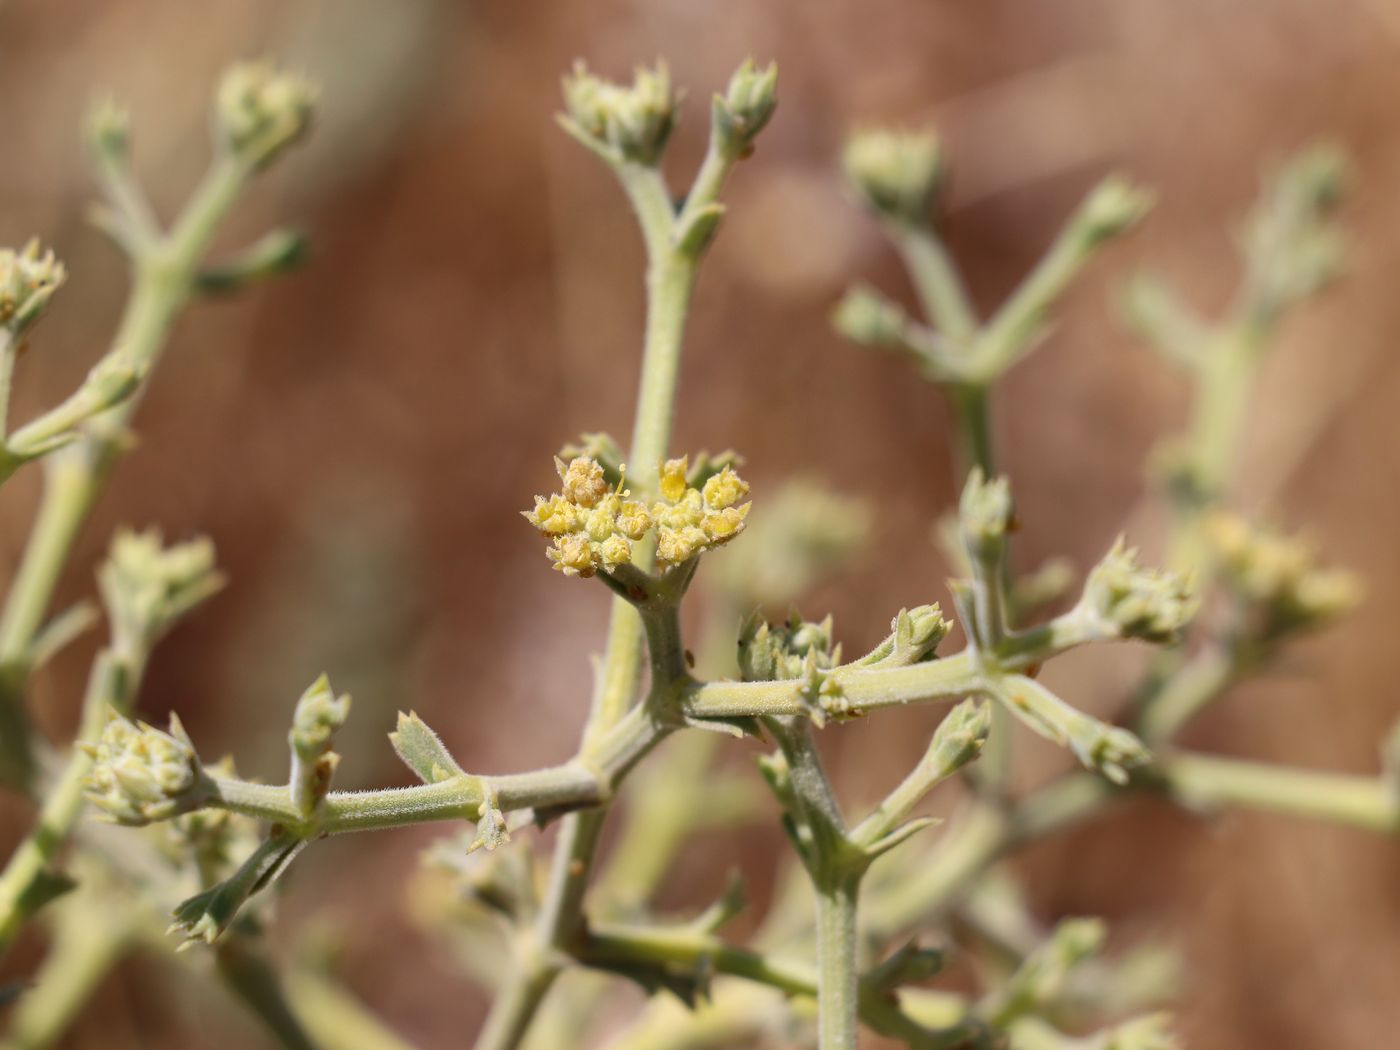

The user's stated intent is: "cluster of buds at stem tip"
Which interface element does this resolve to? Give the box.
[1078,538,1195,644]
[1241,144,1348,323]
[738,612,840,683]
[289,674,351,817]
[843,128,946,227]
[711,58,778,158]
[215,61,317,170]
[99,529,224,659]
[82,712,205,826]
[0,240,65,337]
[959,468,1014,564]
[524,455,750,577]
[853,604,953,669]
[1205,512,1361,642]
[560,60,679,166]
[1074,175,1156,247]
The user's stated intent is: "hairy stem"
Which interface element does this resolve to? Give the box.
[0,158,254,792]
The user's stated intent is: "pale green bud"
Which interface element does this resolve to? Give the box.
[843,128,945,226]
[926,699,991,779]
[83,712,203,825]
[289,674,350,816]
[0,240,65,336]
[832,285,913,349]
[1081,538,1194,644]
[215,61,316,170]
[99,529,223,656]
[86,97,132,163]
[739,612,838,683]
[1077,175,1154,246]
[855,604,952,668]
[959,468,1013,564]
[713,58,778,156]
[561,60,678,165]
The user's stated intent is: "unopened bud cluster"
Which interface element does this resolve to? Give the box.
[843,129,945,226]
[0,240,65,336]
[713,59,778,156]
[1205,512,1360,638]
[216,61,316,169]
[524,456,750,577]
[99,529,223,655]
[83,713,203,825]
[1081,539,1195,644]
[561,61,678,165]
[960,469,1014,562]
[739,613,839,683]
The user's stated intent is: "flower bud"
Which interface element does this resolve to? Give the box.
[832,285,914,350]
[926,699,991,779]
[739,612,838,683]
[215,61,316,170]
[712,59,778,157]
[99,530,224,656]
[561,61,678,166]
[0,240,65,336]
[86,97,132,163]
[83,712,204,825]
[1081,539,1194,644]
[843,128,945,226]
[959,468,1013,565]
[1076,175,1154,246]
[289,674,351,817]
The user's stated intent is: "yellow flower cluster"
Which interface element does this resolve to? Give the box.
[652,456,750,567]
[1205,512,1361,632]
[524,457,652,577]
[524,455,751,577]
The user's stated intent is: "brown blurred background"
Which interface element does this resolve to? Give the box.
[3,0,1400,1046]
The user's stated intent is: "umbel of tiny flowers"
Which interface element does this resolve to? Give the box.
[82,712,207,826]
[215,61,317,170]
[523,455,751,578]
[560,60,680,166]
[0,239,66,337]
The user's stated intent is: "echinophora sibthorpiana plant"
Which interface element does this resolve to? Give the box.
[0,54,1390,1050]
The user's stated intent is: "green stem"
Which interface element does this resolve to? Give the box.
[0,650,134,958]
[0,328,16,441]
[215,938,319,1050]
[0,898,139,1050]
[894,225,979,345]
[816,879,859,1050]
[1159,752,1400,832]
[1166,325,1260,572]
[283,969,421,1050]
[949,383,995,478]
[1135,644,1237,744]
[0,158,252,793]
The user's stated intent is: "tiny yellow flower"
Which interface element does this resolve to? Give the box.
[702,467,749,511]
[549,533,598,577]
[617,500,652,540]
[599,534,632,569]
[558,456,609,508]
[659,457,689,503]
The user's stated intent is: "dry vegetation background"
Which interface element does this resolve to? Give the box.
[3,1,1400,1047]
